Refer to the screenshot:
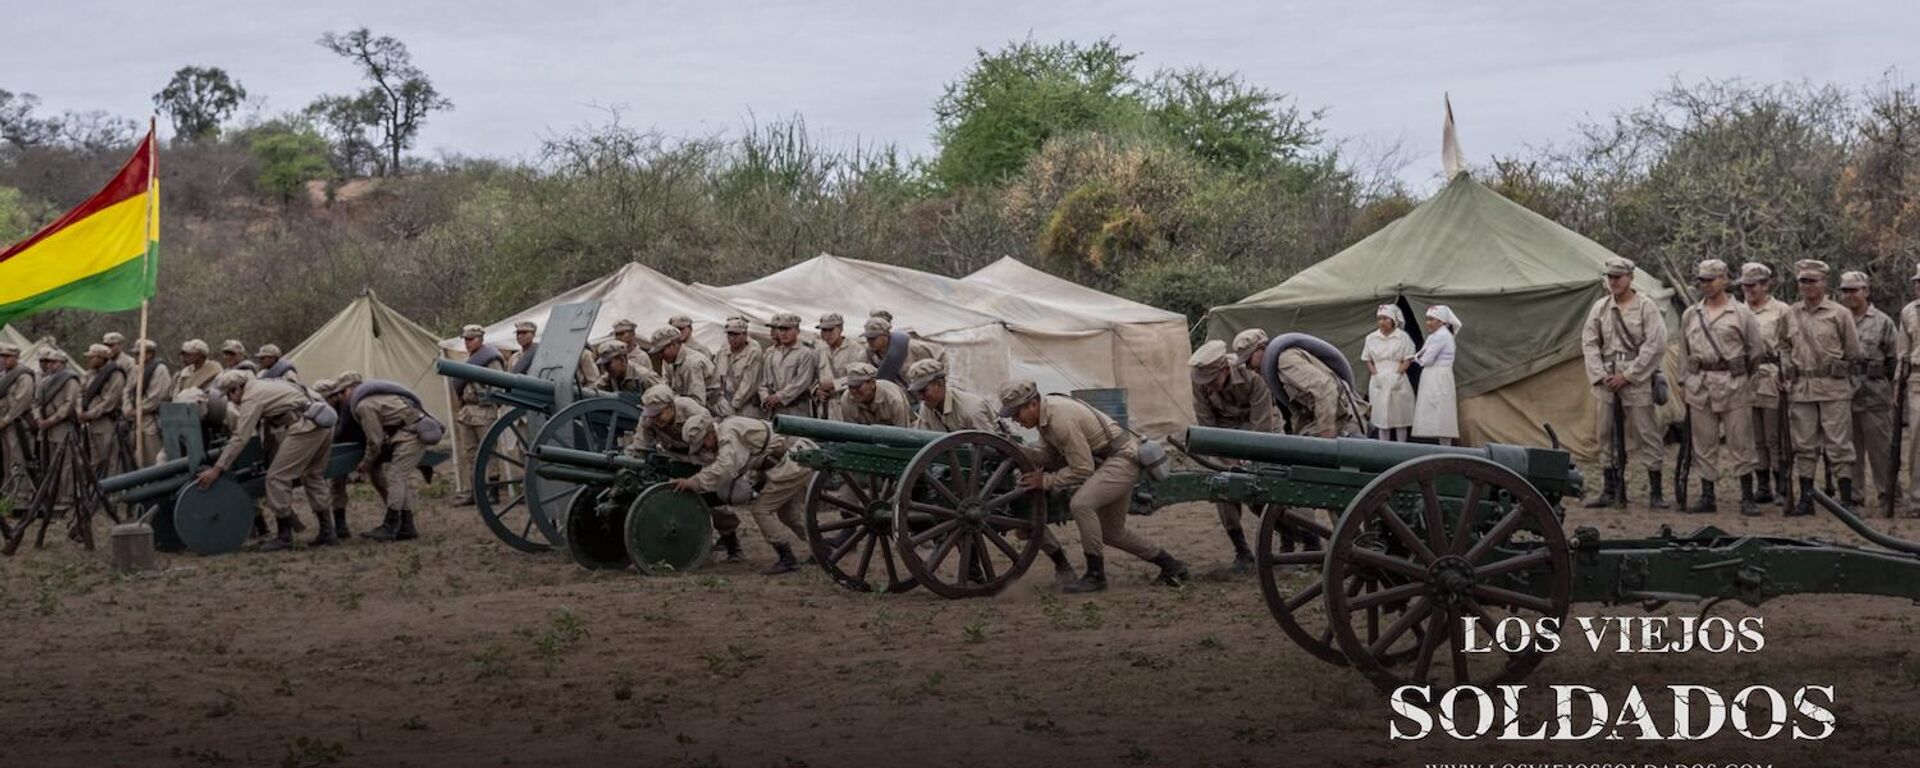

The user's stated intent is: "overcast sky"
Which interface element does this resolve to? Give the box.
[9,0,1919,189]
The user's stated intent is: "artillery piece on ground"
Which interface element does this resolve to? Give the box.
[524,444,718,574]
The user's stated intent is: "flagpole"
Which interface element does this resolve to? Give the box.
[134,118,156,466]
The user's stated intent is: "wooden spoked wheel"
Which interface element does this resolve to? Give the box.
[891,431,1045,599]
[1323,455,1570,695]
[526,399,641,547]
[472,407,550,553]
[804,470,915,594]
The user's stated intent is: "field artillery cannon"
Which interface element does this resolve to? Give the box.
[525,443,722,574]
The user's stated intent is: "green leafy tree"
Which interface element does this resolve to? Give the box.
[153,66,248,143]
[316,27,453,176]
[932,38,1149,189]
[1146,67,1322,174]
[249,125,332,203]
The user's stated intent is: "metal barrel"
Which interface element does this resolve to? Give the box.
[532,444,654,472]
[773,416,944,450]
[1185,426,1555,483]
[535,464,617,486]
[99,457,193,495]
[120,480,189,505]
[434,359,560,399]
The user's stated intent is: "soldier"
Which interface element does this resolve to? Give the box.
[256,344,299,383]
[103,331,137,416]
[759,312,819,419]
[668,314,714,359]
[220,340,256,373]
[319,372,384,539]
[1839,270,1896,510]
[1581,256,1669,509]
[1899,265,1920,516]
[77,344,126,479]
[610,319,657,382]
[196,370,334,550]
[647,325,721,409]
[1232,329,1271,374]
[835,362,912,427]
[716,316,764,418]
[1677,259,1764,515]
[629,385,742,562]
[33,350,82,505]
[1270,344,1364,439]
[907,359,1000,434]
[869,308,893,324]
[173,338,223,396]
[0,343,35,492]
[667,413,813,574]
[813,313,863,419]
[344,377,437,541]
[130,340,173,467]
[452,324,507,506]
[509,321,540,374]
[999,380,1190,593]
[1741,262,1791,504]
[862,317,943,386]
[1190,339,1281,569]
[593,340,655,394]
[1780,259,1862,517]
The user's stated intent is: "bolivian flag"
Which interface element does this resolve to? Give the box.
[0,128,159,327]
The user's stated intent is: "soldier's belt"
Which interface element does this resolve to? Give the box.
[1695,359,1749,375]
[1793,362,1852,379]
[1853,361,1890,379]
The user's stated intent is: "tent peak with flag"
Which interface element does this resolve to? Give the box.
[0,127,158,328]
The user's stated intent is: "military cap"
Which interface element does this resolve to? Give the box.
[597,340,629,364]
[102,332,126,345]
[257,343,283,358]
[39,349,68,363]
[681,412,716,447]
[724,317,749,334]
[310,378,341,398]
[1189,340,1231,384]
[1740,262,1774,285]
[869,309,894,322]
[513,321,539,334]
[220,339,246,355]
[136,339,158,353]
[85,343,111,360]
[1231,328,1270,363]
[1794,259,1830,281]
[769,312,802,329]
[612,318,638,333]
[335,370,364,387]
[1603,257,1635,277]
[845,362,878,388]
[816,313,845,330]
[641,384,677,419]
[0,342,19,356]
[461,324,486,340]
[862,317,892,339]
[997,379,1039,417]
[181,338,210,355]
[647,326,682,354]
[1839,270,1870,290]
[1695,259,1729,280]
[905,358,945,393]
[213,369,252,392]
[668,314,694,330]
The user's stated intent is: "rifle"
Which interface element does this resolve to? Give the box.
[1675,406,1693,508]
[1611,363,1628,495]
[1778,372,1794,509]
[1893,360,1910,518]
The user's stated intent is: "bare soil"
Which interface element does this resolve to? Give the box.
[4,475,1920,768]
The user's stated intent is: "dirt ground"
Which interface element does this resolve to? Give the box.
[5,470,1920,768]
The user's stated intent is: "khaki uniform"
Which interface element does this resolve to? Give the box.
[666,347,722,412]
[1581,292,1668,471]
[1900,300,1920,508]
[130,362,173,467]
[1780,298,1861,476]
[815,338,864,418]
[634,396,711,455]
[220,380,330,520]
[914,387,1002,434]
[717,340,766,419]
[1271,348,1359,438]
[172,360,223,397]
[78,364,126,478]
[1195,361,1282,533]
[1678,300,1763,481]
[34,371,82,502]
[867,336,945,384]
[354,393,429,512]
[686,418,812,548]
[456,352,508,496]
[1022,395,1161,561]
[593,366,655,395]
[1746,296,1790,475]
[115,352,138,415]
[760,342,820,420]
[1851,306,1897,503]
[840,380,912,427]
[0,365,36,486]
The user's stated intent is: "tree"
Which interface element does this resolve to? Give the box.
[0,89,58,150]
[249,123,332,203]
[931,38,1148,189]
[304,92,381,176]
[316,28,453,176]
[153,66,247,143]
[1146,67,1322,174]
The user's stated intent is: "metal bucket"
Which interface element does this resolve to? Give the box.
[109,522,156,572]
[1070,388,1129,430]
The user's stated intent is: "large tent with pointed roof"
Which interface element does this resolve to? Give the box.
[1,324,57,365]
[1207,173,1678,461]
[286,291,453,428]
[446,262,744,358]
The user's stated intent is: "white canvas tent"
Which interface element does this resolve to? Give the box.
[286,291,454,427]
[446,262,744,357]
[1,324,57,363]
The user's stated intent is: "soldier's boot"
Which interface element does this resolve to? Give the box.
[251,513,270,539]
[1046,548,1077,589]
[760,543,802,575]
[1646,471,1669,510]
[716,531,745,563]
[333,508,351,540]
[450,492,474,507]
[393,509,419,541]
[1738,475,1761,517]
[308,508,338,547]
[1583,469,1621,508]
[1752,471,1775,504]
[1149,550,1191,587]
[1225,529,1255,573]
[257,515,297,553]
[1686,481,1716,514]
[1839,477,1861,508]
[364,508,402,541]
[1063,554,1107,594]
[1775,472,1792,504]
[1789,477,1815,517]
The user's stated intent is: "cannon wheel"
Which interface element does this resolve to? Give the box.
[528,398,642,547]
[172,476,257,556]
[472,407,551,553]
[624,484,712,575]
[563,486,630,571]
[891,431,1044,599]
[804,470,916,594]
[1323,455,1571,695]
[1256,505,1428,667]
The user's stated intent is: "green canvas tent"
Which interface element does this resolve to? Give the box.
[285,291,453,428]
[1207,173,1677,461]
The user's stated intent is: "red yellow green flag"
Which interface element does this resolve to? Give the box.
[0,128,159,327]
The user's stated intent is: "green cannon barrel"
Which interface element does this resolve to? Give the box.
[99,457,193,495]
[773,416,945,449]
[1184,426,1579,500]
[435,359,559,407]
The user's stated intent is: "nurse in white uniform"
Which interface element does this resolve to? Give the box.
[1362,304,1417,441]
[1414,305,1461,445]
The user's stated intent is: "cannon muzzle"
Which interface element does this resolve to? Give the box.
[773,416,945,450]
[1184,427,1579,500]
[100,457,193,495]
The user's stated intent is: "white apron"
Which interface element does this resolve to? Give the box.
[1413,366,1458,439]
[1363,331,1417,429]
